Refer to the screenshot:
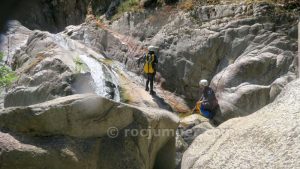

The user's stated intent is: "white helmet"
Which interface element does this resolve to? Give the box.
[148,46,159,52]
[199,79,208,86]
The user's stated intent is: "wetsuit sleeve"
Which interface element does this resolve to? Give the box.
[207,88,217,105]
[154,54,158,64]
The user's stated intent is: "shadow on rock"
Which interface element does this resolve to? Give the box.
[151,94,173,112]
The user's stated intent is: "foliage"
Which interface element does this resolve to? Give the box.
[74,56,85,73]
[113,0,143,20]
[0,52,17,88]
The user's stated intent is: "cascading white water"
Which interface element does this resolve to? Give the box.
[78,55,106,96]
[51,34,121,101]
[79,54,120,101]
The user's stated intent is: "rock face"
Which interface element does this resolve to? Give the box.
[63,20,125,60]
[181,79,300,169]
[151,5,298,122]
[7,0,134,32]
[0,94,179,169]
[9,0,90,32]
[0,20,33,64]
[109,3,299,123]
[3,21,122,107]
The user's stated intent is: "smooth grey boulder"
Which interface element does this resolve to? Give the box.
[181,79,300,169]
[0,94,179,169]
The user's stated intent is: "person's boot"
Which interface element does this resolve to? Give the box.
[150,90,155,95]
[145,86,149,91]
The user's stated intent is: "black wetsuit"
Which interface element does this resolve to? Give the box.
[200,86,218,119]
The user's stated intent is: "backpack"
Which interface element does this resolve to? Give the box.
[143,54,155,74]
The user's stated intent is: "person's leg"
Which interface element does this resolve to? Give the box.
[145,73,150,91]
[149,73,155,94]
[150,74,154,90]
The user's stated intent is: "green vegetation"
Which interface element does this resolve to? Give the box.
[112,0,143,20]
[74,56,85,73]
[74,56,90,73]
[0,52,17,87]
[119,86,131,103]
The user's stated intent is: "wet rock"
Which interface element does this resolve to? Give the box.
[69,72,95,94]
[3,20,124,107]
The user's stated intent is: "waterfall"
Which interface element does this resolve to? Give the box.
[79,54,120,102]
[52,34,120,102]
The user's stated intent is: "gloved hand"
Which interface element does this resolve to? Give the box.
[194,100,202,113]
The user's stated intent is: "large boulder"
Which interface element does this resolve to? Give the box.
[0,94,179,169]
[181,79,300,169]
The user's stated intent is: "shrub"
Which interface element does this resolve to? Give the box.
[0,52,17,87]
[113,0,143,20]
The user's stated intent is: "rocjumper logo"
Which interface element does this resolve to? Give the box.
[107,126,176,139]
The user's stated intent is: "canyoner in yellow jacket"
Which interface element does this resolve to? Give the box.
[138,50,158,95]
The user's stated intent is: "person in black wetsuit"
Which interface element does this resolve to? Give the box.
[197,79,218,119]
[138,48,158,95]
